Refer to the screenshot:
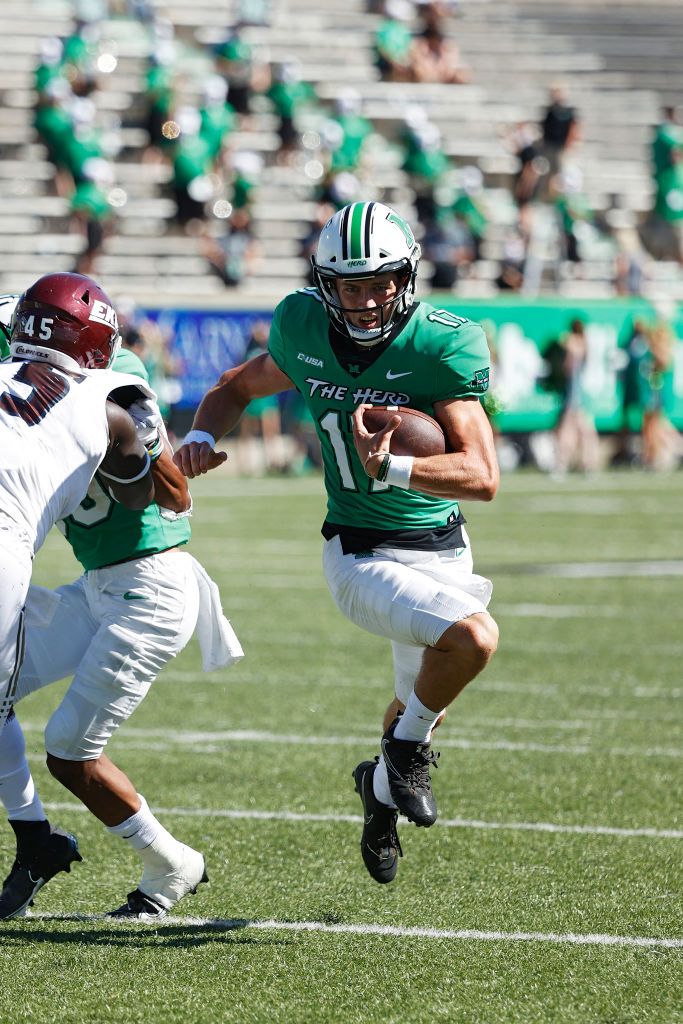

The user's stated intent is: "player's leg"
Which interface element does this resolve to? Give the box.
[43,552,205,918]
[0,543,82,920]
[324,535,497,876]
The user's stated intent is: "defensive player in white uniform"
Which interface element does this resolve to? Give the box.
[174,202,499,884]
[0,278,242,920]
[0,273,155,915]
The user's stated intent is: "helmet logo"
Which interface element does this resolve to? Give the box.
[89,300,118,330]
[347,260,367,267]
[387,212,414,247]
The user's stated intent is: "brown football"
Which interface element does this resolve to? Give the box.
[362,405,446,457]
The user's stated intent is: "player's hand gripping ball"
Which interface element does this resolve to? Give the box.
[362,405,446,457]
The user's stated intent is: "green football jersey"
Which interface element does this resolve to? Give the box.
[269,290,490,533]
[61,348,191,570]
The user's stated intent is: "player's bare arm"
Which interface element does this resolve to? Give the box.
[355,397,499,501]
[174,352,293,478]
[101,400,155,509]
[150,446,191,514]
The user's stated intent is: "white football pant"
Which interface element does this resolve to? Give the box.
[15,550,200,759]
[323,529,492,703]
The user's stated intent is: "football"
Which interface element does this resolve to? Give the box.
[362,405,446,457]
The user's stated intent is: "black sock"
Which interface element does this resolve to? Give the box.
[9,819,51,861]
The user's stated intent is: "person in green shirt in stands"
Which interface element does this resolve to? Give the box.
[0,291,242,921]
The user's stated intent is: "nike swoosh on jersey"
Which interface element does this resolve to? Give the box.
[123,591,147,601]
[385,370,413,380]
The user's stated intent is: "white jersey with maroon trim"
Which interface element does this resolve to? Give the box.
[0,360,151,554]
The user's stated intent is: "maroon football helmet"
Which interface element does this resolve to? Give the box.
[10,272,120,372]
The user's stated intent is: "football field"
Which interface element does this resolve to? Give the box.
[1,469,682,1024]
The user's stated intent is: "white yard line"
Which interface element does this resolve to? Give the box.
[19,723,681,759]
[28,912,683,948]
[43,800,683,840]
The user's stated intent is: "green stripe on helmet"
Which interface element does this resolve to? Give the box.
[349,203,366,260]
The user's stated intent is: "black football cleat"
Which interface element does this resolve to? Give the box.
[0,827,82,920]
[353,759,402,884]
[107,888,169,920]
[381,717,440,827]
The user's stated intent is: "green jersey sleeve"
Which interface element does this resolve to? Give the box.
[433,320,491,402]
[268,298,288,374]
[113,347,150,382]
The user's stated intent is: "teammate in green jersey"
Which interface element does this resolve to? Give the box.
[175,201,499,884]
[0,295,242,920]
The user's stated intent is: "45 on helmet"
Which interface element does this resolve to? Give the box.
[10,273,121,373]
[311,202,421,346]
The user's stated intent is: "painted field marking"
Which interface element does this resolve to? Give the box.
[27,912,683,948]
[43,800,683,841]
[20,721,681,759]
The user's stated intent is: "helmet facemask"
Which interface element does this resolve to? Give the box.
[311,202,421,347]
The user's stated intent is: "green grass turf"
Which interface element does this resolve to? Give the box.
[1,469,681,1024]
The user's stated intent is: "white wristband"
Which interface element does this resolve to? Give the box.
[183,429,216,448]
[385,454,413,489]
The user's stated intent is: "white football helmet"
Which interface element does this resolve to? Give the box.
[0,293,19,359]
[311,201,421,346]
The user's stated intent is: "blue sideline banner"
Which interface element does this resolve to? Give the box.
[145,299,683,430]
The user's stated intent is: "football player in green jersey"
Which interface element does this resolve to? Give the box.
[175,202,499,884]
[0,289,242,920]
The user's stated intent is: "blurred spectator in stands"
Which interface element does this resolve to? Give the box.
[202,206,259,287]
[142,43,176,163]
[553,165,594,264]
[214,28,259,120]
[236,320,287,474]
[540,83,579,178]
[171,107,213,226]
[35,37,65,96]
[300,201,337,285]
[611,317,650,467]
[640,107,683,263]
[505,121,547,209]
[411,17,471,84]
[225,150,263,212]
[60,19,99,97]
[553,318,599,475]
[323,90,373,173]
[605,203,646,296]
[640,322,680,470]
[70,156,115,276]
[401,117,450,222]
[652,105,683,180]
[421,208,474,290]
[266,58,319,165]
[317,169,362,211]
[451,165,488,262]
[34,77,76,197]
[199,75,237,162]
[374,0,415,82]
[495,222,528,292]
[119,307,183,429]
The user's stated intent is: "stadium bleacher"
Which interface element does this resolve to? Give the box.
[0,0,682,302]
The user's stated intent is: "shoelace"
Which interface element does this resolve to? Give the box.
[405,748,440,789]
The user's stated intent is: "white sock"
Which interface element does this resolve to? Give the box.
[372,756,397,808]
[393,691,442,743]
[0,713,46,821]
[107,794,184,874]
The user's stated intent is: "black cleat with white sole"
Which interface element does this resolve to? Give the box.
[353,759,402,884]
[381,717,440,827]
[0,827,82,920]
